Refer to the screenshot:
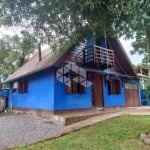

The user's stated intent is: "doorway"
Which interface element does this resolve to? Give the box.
[92,73,104,107]
[125,83,140,107]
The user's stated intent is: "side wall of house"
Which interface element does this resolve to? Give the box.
[103,76,126,107]
[9,68,55,110]
[54,78,92,110]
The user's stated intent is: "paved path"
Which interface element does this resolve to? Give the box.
[1,107,150,149]
[0,114,64,150]
[64,108,150,133]
[64,111,124,133]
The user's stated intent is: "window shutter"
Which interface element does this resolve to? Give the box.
[23,80,28,93]
[79,84,85,94]
[115,80,121,94]
[18,81,23,93]
[18,80,28,93]
[108,80,112,94]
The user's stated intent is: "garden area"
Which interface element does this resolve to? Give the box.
[14,115,150,150]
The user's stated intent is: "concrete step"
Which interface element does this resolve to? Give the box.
[53,108,124,125]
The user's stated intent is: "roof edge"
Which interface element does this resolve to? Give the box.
[116,38,138,78]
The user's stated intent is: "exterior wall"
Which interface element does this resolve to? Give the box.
[54,80,92,110]
[87,37,106,48]
[9,68,55,110]
[103,76,126,107]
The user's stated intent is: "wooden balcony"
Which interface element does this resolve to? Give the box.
[74,45,115,68]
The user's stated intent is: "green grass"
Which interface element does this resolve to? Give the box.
[14,115,150,150]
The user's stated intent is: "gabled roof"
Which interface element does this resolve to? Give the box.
[4,38,137,83]
[108,38,138,78]
[4,47,69,82]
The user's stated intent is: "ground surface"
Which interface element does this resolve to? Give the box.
[14,115,150,150]
[0,114,64,150]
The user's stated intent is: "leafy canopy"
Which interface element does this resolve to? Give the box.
[0,0,129,48]
[0,32,37,82]
[0,0,150,63]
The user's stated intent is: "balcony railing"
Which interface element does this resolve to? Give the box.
[71,44,115,68]
[82,45,114,68]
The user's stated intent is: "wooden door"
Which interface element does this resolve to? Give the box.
[125,83,140,107]
[93,73,104,107]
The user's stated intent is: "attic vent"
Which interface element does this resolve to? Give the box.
[38,42,42,62]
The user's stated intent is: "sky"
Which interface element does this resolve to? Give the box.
[119,37,144,65]
[0,26,143,65]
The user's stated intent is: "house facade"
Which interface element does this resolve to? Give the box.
[5,37,141,113]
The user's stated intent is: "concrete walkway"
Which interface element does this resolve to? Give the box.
[64,107,150,133]
[64,111,124,133]
[0,107,150,149]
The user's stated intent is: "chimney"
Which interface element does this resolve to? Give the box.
[38,42,42,62]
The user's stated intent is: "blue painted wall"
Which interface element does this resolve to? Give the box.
[87,37,107,64]
[87,37,106,48]
[54,80,92,110]
[9,68,55,110]
[8,66,140,111]
[96,37,106,48]
[103,76,126,107]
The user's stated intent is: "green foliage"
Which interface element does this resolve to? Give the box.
[0,38,19,77]
[0,33,37,82]
[0,0,130,49]
[0,0,150,63]
[126,0,150,65]
[13,31,37,67]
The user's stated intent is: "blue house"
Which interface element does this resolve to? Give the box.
[4,38,141,114]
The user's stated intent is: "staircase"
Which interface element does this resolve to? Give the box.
[71,42,86,63]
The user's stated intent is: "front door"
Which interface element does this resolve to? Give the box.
[92,73,104,107]
[125,83,140,107]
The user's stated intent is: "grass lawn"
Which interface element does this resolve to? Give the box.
[14,115,150,150]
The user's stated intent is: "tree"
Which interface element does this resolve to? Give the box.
[0,33,37,83]
[130,31,150,66]
[0,37,19,87]
[0,0,150,61]
[12,32,37,67]
[0,0,130,48]
[125,0,150,65]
